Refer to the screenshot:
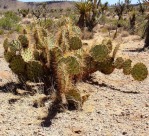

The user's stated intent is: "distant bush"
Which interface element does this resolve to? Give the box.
[0,11,21,31]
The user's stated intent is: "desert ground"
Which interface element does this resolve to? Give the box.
[0,23,149,136]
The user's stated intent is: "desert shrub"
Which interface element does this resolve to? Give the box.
[135,20,147,38]
[117,19,129,29]
[98,15,107,25]
[0,11,21,31]
[0,17,14,30]
[18,9,29,17]
[4,11,20,22]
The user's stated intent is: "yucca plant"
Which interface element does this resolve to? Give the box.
[100,2,108,15]
[114,0,125,21]
[138,0,145,14]
[75,0,108,31]
[125,0,133,12]
[18,9,29,18]
[75,1,92,29]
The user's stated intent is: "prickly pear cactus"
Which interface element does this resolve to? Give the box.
[122,59,132,75]
[114,57,124,69]
[3,17,148,110]
[131,63,148,81]
[90,44,109,62]
[3,26,50,82]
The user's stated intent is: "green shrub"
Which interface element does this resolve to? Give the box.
[4,11,20,23]
[0,11,21,31]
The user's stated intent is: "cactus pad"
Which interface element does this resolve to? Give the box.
[98,57,115,74]
[4,51,15,62]
[114,57,124,69]
[122,59,132,75]
[9,56,26,74]
[26,61,44,81]
[131,63,148,81]
[60,56,81,75]
[8,40,21,54]
[21,48,34,62]
[69,37,82,50]
[90,44,109,62]
[102,39,112,53]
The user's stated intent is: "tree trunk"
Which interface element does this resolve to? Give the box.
[144,20,149,49]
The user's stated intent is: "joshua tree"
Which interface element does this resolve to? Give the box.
[75,1,92,30]
[75,0,108,31]
[3,17,148,110]
[100,2,108,15]
[125,0,133,12]
[114,0,125,21]
[18,9,29,18]
[138,0,145,14]
[129,9,136,34]
[32,3,49,23]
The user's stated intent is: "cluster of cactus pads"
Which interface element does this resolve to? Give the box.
[3,17,148,110]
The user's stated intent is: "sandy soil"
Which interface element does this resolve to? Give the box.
[0,25,149,136]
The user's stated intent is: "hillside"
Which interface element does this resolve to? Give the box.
[0,0,75,11]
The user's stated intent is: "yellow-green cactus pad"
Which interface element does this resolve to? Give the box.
[131,63,148,81]
[18,35,29,48]
[69,37,82,50]
[21,48,34,62]
[26,61,44,81]
[9,56,26,74]
[114,57,124,69]
[90,45,109,62]
[8,40,21,54]
[122,59,132,75]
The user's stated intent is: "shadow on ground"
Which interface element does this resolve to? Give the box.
[123,48,144,52]
[41,99,62,127]
[0,82,23,94]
